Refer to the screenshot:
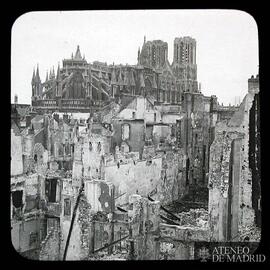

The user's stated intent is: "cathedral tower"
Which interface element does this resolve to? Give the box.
[138,37,169,70]
[31,65,42,103]
[172,36,198,93]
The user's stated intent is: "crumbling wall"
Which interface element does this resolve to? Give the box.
[157,151,184,204]
[105,151,185,206]
[237,94,259,239]
[59,179,78,259]
[128,195,160,260]
[63,194,92,260]
[11,128,24,176]
[208,128,242,241]
[84,180,114,213]
[24,173,39,213]
[159,225,209,260]
[111,119,145,157]
[179,93,213,188]
[105,157,162,206]
[208,92,260,242]
[12,217,42,255]
[116,96,162,123]
[39,223,60,260]
[72,133,109,180]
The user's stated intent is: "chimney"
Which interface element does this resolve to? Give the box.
[248,74,259,94]
[14,94,18,105]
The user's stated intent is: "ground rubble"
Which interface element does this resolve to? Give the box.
[88,250,128,260]
[177,208,209,228]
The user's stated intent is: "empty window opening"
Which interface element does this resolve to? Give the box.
[146,160,152,166]
[186,158,190,186]
[58,145,63,156]
[25,195,38,213]
[45,178,57,203]
[12,190,23,208]
[29,232,38,246]
[64,198,71,216]
[65,144,70,155]
[122,124,130,141]
[160,138,165,144]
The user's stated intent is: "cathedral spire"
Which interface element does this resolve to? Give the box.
[74,45,82,60]
[52,66,55,78]
[56,63,61,80]
[32,68,35,85]
[45,70,48,82]
[36,64,41,82]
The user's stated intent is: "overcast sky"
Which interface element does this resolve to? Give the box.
[11,10,259,105]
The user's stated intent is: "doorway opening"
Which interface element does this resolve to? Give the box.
[45,178,57,203]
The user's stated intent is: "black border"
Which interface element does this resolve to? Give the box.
[4,3,270,268]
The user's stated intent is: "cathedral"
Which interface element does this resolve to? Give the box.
[31,36,199,112]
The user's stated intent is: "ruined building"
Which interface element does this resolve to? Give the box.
[11,36,259,260]
[208,74,261,242]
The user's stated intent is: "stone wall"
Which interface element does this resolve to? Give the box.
[128,195,160,260]
[63,194,92,260]
[105,150,186,206]
[12,216,42,255]
[111,119,145,157]
[39,222,60,260]
[208,92,260,242]
[11,128,24,176]
[72,133,109,180]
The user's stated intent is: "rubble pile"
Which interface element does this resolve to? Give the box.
[88,250,128,261]
[239,224,261,242]
[177,208,208,228]
[159,242,176,260]
[77,194,92,249]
